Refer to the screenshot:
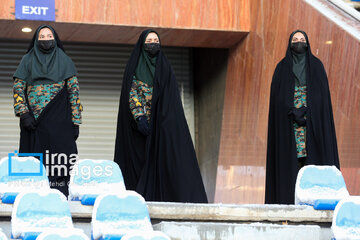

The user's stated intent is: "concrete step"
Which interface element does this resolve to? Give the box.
[153,221,333,240]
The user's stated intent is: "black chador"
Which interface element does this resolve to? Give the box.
[114,29,208,203]
[265,30,340,204]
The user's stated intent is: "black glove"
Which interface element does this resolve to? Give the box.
[73,124,79,141]
[20,112,36,130]
[288,106,307,126]
[137,116,151,136]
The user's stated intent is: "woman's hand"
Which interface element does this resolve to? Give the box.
[73,124,79,141]
[20,112,36,130]
[137,116,151,136]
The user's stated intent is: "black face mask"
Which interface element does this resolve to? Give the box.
[38,40,56,51]
[144,43,160,57]
[291,42,308,54]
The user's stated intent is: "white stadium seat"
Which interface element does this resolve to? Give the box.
[36,229,90,240]
[0,229,8,240]
[92,191,153,240]
[295,165,349,210]
[121,231,171,240]
[68,159,126,205]
[0,156,49,204]
[332,197,360,240]
[11,189,74,240]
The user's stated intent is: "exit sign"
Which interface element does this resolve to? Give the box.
[15,0,55,21]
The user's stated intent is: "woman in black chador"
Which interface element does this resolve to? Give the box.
[265,30,340,204]
[13,25,82,196]
[114,29,207,203]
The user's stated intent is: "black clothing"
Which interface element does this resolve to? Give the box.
[265,30,340,204]
[19,86,77,196]
[114,29,208,203]
[20,112,36,130]
[15,25,78,196]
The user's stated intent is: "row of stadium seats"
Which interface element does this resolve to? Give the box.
[9,189,169,240]
[295,165,360,240]
[1,157,359,239]
[0,157,127,205]
[0,157,169,240]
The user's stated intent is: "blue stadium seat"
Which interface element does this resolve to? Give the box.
[91,191,153,240]
[11,189,74,240]
[295,165,349,210]
[36,229,90,240]
[121,231,170,240]
[0,156,49,204]
[68,159,126,205]
[332,197,360,240]
[0,229,8,240]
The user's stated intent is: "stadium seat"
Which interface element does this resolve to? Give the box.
[121,231,170,240]
[11,189,74,240]
[0,229,8,240]
[36,229,90,240]
[295,165,349,210]
[68,159,126,205]
[0,156,49,204]
[91,191,153,240]
[332,197,360,240]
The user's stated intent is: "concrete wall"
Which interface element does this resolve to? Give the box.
[193,48,228,202]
